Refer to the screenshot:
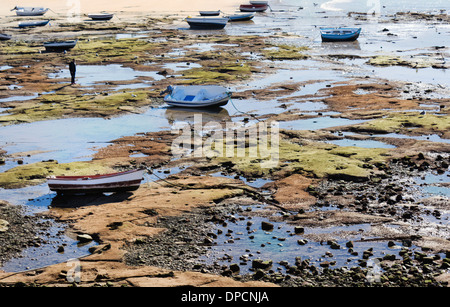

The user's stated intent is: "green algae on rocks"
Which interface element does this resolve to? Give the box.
[263,44,309,60]
[349,112,450,139]
[209,127,390,181]
[0,90,157,125]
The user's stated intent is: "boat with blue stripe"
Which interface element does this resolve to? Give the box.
[320,27,361,42]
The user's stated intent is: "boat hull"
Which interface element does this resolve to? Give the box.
[0,34,11,41]
[18,20,50,28]
[44,40,77,52]
[186,18,228,30]
[228,12,255,21]
[199,11,221,16]
[88,13,114,20]
[47,169,145,195]
[239,4,268,12]
[164,85,231,108]
[165,96,230,108]
[15,7,49,16]
[320,28,361,42]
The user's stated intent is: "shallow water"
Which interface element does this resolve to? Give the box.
[48,64,167,88]
[326,138,396,149]
[200,204,415,275]
[278,116,366,130]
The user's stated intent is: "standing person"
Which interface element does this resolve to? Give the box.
[69,59,76,85]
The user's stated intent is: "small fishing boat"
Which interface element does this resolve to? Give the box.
[239,4,268,12]
[18,19,50,28]
[186,17,228,30]
[320,27,361,42]
[161,85,231,108]
[227,12,255,21]
[47,169,145,195]
[87,13,114,20]
[0,33,12,41]
[11,6,49,16]
[199,10,221,16]
[43,40,78,52]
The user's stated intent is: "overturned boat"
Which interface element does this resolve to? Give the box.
[161,85,231,108]
[47,169,145,195]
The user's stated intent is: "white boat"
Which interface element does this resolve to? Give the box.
[43,40,78,52]
[87,13,114,20]
[186,17,228,30]
[250,1,269,4]
[47,169,145,195]
[11,6,49,16]
[161,85,231,108]
[18,19,50,28]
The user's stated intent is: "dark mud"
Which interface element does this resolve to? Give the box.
[0,201,52,267]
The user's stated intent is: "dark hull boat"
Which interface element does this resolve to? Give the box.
[43,40,78,52]
[88,13,114,20]
[18,19,50,28]
[239,4,268,12]
[0,34,12,41]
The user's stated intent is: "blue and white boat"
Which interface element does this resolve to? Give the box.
[161,85,231,108]
[320,27,361,42]
[227,12,255,22]
[18,19,50,28]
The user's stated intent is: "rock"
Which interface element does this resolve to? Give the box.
[261,221,274,231]
[346,241,354,248]
[383,254,396,261]
[253,269,266,280]
[76,234,93,243]
[294,226,304,234]
[297,239,308,245]
[229,263,240,273]
[252,259,273,270]
[328,240,341,250]
[0,219,9,232]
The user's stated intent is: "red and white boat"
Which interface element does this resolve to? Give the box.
[47,169,145,195]
[239,3,268,12]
